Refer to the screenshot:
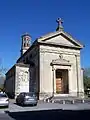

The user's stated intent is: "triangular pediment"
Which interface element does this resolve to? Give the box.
[38,31,84,48]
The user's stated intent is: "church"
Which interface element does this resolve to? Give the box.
[5,18,84,100]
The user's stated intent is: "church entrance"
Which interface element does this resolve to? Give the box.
[56,69,69,94]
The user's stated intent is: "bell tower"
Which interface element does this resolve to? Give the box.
[21,33,31,56]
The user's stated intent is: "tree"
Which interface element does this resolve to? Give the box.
[0,66,7,91]
[83,67,90,91]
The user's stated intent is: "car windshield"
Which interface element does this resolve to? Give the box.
[25,93,36,97]
[0,94,7,97]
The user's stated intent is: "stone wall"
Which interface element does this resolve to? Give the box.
[29,46,39,95]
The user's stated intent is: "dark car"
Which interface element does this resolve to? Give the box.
[16,92,37,106]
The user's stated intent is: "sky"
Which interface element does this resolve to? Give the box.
[0,0,90,71]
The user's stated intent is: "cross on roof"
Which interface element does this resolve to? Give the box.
[56,18,63,26]
[56,18,64,31]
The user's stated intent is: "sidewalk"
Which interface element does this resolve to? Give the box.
[9,99,15,103]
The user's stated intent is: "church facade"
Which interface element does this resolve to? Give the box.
[5,18,84,99]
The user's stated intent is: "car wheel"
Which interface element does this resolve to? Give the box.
[16,99,19,105]
[21,102,24,106]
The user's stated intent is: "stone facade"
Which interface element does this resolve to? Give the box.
[39,45,84,98]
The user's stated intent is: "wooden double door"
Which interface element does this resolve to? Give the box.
[56,77,63,93]
[56,69,68,94]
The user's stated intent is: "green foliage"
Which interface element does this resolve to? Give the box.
[84,68,90,91]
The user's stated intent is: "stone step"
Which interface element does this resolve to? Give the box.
[50,99,90,104]
[43,96,90,104]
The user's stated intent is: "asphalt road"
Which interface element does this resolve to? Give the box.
[0,101,90,119]
[4,101,90,112]
[0,109,90,120]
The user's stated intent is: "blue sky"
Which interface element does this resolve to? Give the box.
[0,0,90,70]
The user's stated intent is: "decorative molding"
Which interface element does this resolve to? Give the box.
[52,66,55,71]
[68,69,71,71]
[59,53,63,59]
[40,48,80,56]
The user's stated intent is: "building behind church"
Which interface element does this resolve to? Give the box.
[5,18,84,99]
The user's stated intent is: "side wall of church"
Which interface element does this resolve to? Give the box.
[28,46,39,94]
[5,67,15,98]
[17,46,39,96]
[39,45,84,98]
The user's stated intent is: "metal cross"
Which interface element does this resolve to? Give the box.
[56,18,63,26]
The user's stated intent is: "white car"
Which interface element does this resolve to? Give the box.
[0,92,9,107]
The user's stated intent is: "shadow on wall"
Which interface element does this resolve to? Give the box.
[5,109,90,120]
[6,92,15,99]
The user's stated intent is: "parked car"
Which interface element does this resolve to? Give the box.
[16,92,37,106]
[0,92,9,107]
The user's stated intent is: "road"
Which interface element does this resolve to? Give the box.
[2,101,90,112]
[0,101,90,119]
[0,109,90,120]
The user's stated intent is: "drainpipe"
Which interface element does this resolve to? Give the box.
[75,55,79,97]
